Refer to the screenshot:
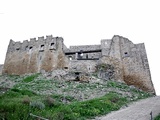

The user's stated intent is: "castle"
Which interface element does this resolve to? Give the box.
[1,35,155,93]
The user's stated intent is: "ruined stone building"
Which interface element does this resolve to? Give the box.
[2,35,155,93]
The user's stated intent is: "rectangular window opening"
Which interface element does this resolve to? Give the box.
[16,48,20,51]
[25,46,28,50]
[124,52,128,55]
[29,46,33,50]
[64,67,68,69]
[51,43,55,46]
[39,45,44,52]
[41,45,44,47]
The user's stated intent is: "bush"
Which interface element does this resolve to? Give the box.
[22,96,31,105]
[154,113,160,120]
[45,96,55,107]
[30,101,45,110]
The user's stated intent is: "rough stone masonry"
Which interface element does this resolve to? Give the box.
[2,35,155,93]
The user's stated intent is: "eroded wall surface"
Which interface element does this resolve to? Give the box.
[0,65,3,75]
[2,36,67,75]
[100,35,154,93]
[2,35,155,93]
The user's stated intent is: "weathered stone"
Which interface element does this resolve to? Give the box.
[2,35,155,93]
[0,64,3,75]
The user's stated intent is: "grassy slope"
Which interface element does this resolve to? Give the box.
[0,74,153,120]
[155,114,160,120]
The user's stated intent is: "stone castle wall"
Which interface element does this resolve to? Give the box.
[2,35,68,75]
[2,35,155,93]
[0,65,3,75]
[100,35,154,93]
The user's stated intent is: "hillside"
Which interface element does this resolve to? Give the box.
[0,73,154,120]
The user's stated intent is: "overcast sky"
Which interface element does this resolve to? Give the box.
[0,0,160,95]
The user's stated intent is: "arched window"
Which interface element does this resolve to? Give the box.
[69,56,73,60]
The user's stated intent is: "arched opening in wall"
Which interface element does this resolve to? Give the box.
[39,45,44,52]
[86,54,88,59]
[80,50,83,57]
[80,53,83,57]
[50,43,56,50]
[16,48,20,51]
[124,52,129,57]
[29,47,33,53]
[78,50,83,59]
[124,52,128,55]
[51,43,54,46]
[64,67,68,69]
[25,46,28,50]
[69,56,73,60]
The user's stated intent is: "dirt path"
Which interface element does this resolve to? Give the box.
[95,96,160,120]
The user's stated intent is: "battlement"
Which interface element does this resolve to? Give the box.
[7,35,63,53]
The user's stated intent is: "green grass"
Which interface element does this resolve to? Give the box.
[0,74,153,120]
[22,73,40,83]
[0,90,128,120]
[155,114,160,120]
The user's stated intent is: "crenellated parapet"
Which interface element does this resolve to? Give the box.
[7,35,63,53]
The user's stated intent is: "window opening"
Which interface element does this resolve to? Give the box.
[64,67,68,69]
[25,46,28,50]
[69,56,73,60]
[39,45,45,52]
[29,46,33,53]
[16,48,20,51]
[29,46,33,50]
[80,53,83,57]
[51,43,55,46]
[41,45,44,48]
[86,54,88,59]
[80,50,83,57]
[124,52,128,55]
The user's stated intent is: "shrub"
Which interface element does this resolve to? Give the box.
[155,113,160,120]
[22,96,31,105]
[45,96,55,107]
[30,101,45,110]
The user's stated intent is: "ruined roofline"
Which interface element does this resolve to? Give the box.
[9,35,63,45]
[113,35,135,44]
[9,35,145,46]
[69,44,101,48]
